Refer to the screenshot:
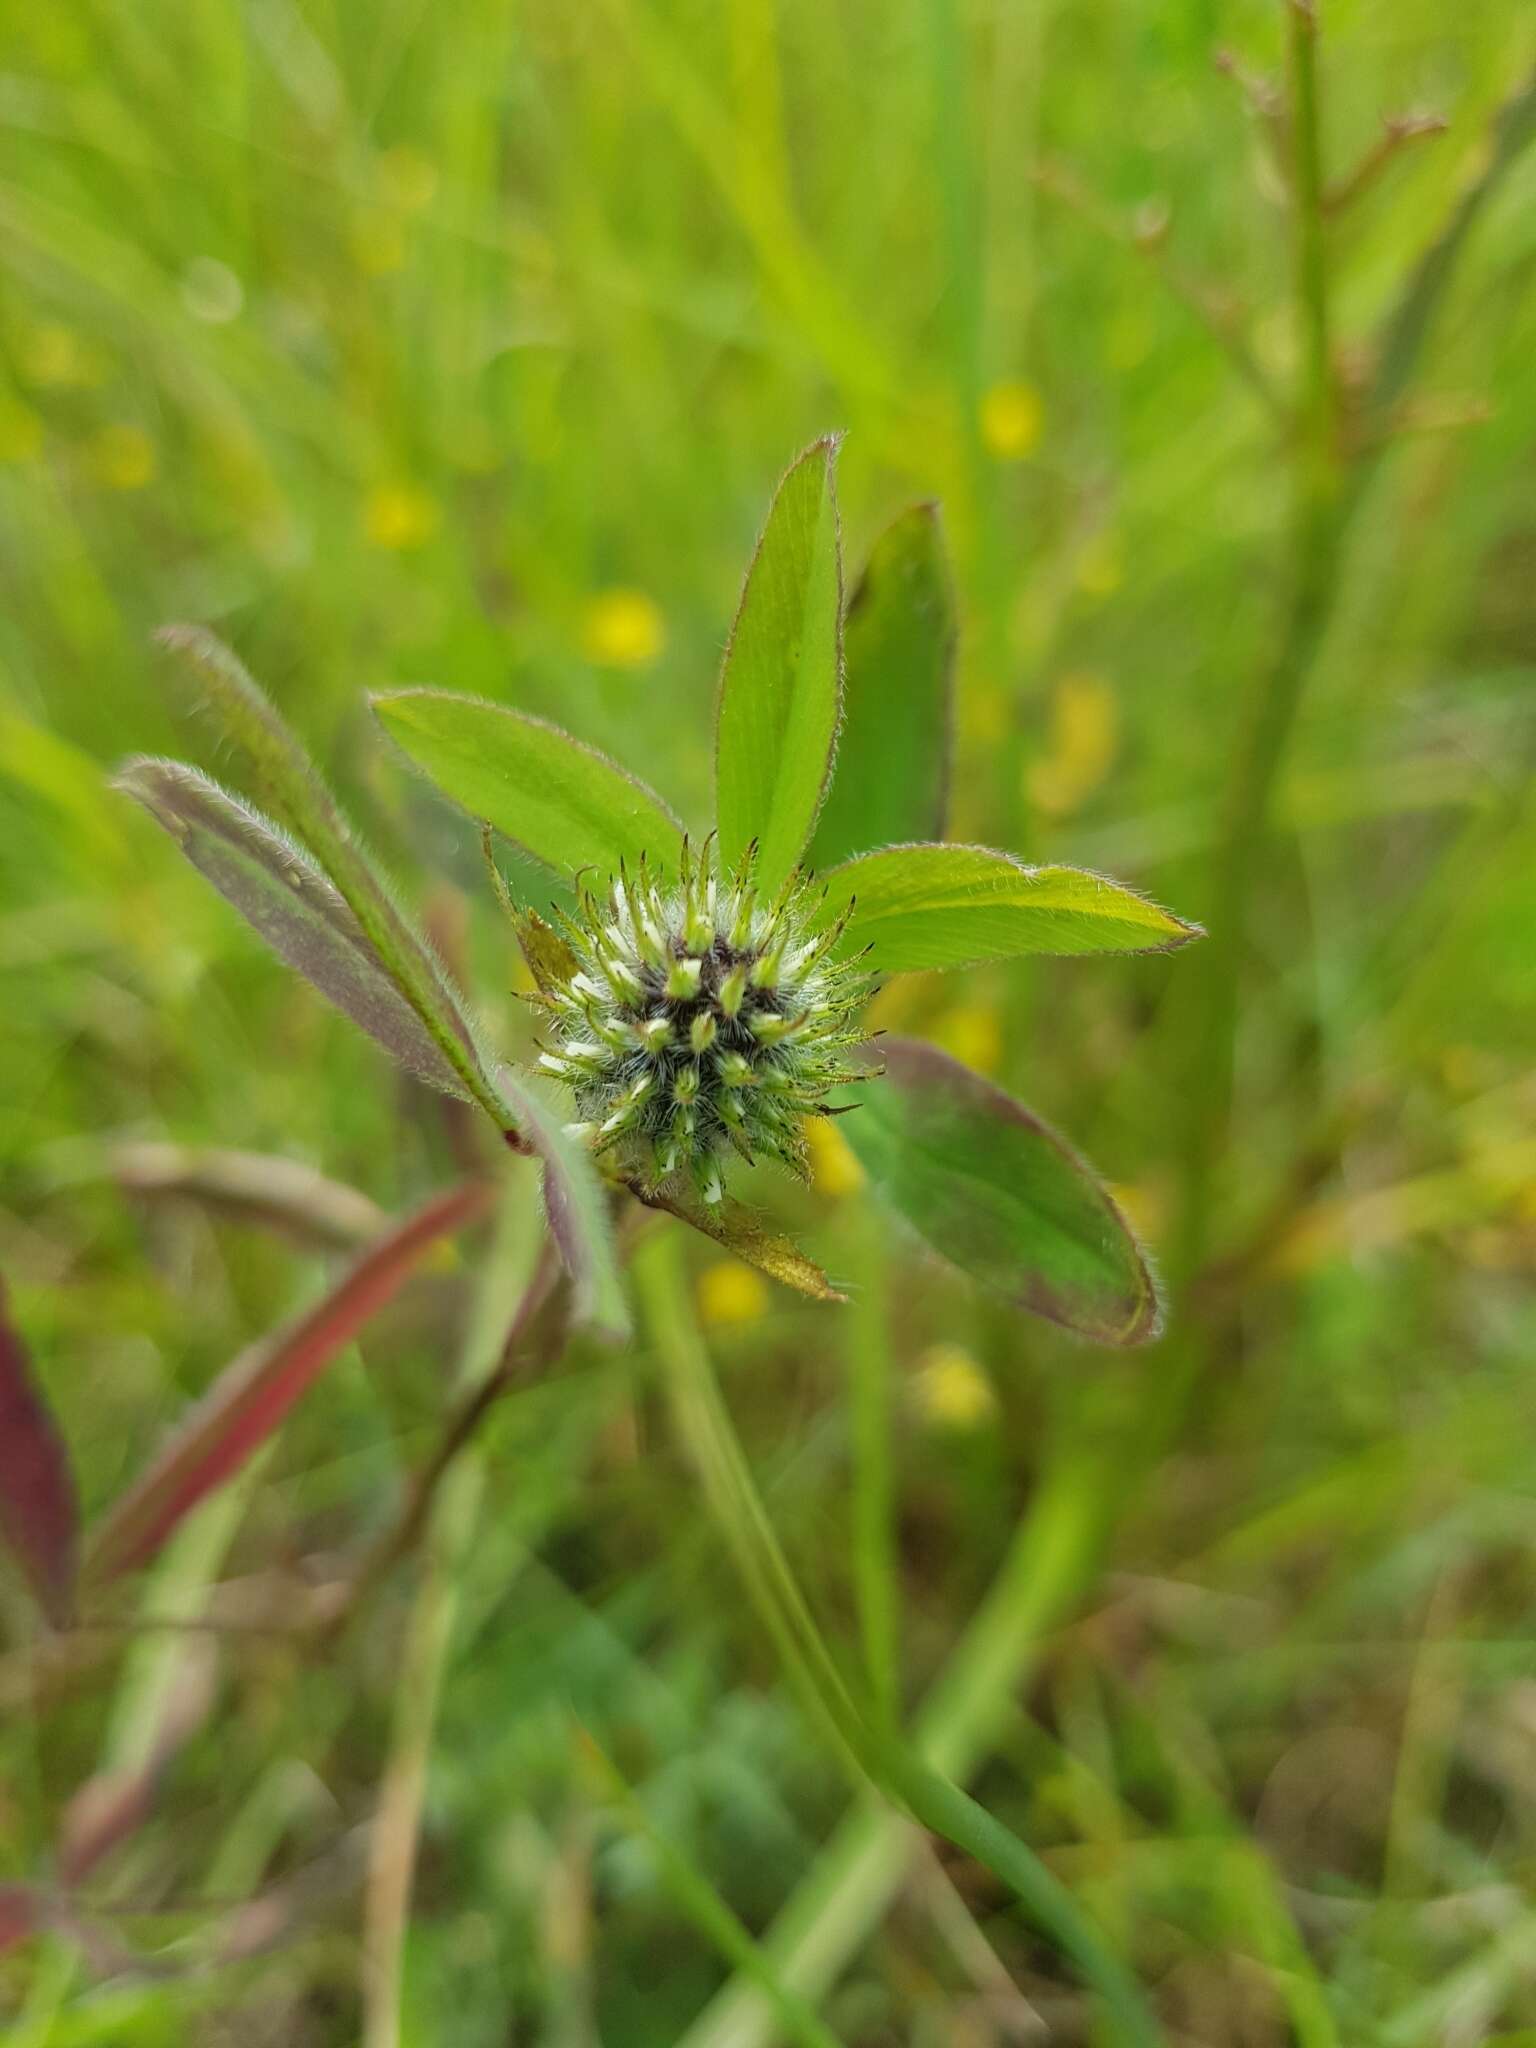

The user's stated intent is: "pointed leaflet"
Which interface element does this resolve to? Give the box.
[0,1278,79,1626]
[116,761,475,1101]
[840,1039,1161,1345]
[496,1069,631,1342]
[154,626,513,1132]
[623,1177,846,1305]
[374,690,684,879]
[823,843,1202,973]
[85,1181,494,1583]
[715,437,845,895]
[808,504,955,871]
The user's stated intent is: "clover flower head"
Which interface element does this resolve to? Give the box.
[534,837,873,1205]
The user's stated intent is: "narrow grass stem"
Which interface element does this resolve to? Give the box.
[846,1201,898,1725]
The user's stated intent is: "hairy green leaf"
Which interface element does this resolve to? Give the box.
[825,843,1202,972]
[115,760,476,1101]
[841,1039,1160,1345]
[715,437,844,894]
[624,1178,846,1304]
[498,1068,630,1342]
[374,689,683,880]
[808,504,955,870]
[156,625,514,1132]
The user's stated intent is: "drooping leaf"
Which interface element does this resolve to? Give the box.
[497,1069,630,1343]
[115,760,476,1102]
[374,689,684,880]
[85,1181,494,1583]
[0,1278,78,1627]
[823,843,1202,973]
[715,436,845,895]
[624,1178,847,1304]
[808,504,955,870]
[154,626,514,1132]
[840,1039,1160,1345]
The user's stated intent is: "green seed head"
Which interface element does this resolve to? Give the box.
[537,840,872,1203]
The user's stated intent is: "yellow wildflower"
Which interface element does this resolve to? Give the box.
[364,483,439,551]
[930,1003,1003,1077]
[979,380,1043,462]
[1027,671,1119,817]
[20,323,106,391]
[913,1344,997,1430]
[697,1260,770,1328]
[89,424,156,491]
[581,588,665,668]
[806,1113,864,1196]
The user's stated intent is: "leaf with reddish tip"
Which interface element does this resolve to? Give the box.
[85,1181,494,1583]
[841,1039,1161,1345]
[0,1278,79,1627]
[497,1070,629,1342]
[625,1179,846,1304]
[116,759,481,1103]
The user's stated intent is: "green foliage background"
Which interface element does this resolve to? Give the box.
[2,1,1534,2041]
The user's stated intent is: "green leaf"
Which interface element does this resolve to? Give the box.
[715,436,845,895]
[155,626,515,1133]
[622,1177,846,1305]
[497,1068,631,1342]
[373,689,684,880]
[115,759,478,1102]
[808,504,955,870]
[824,843,1202,973]
[840,1038,1160,1345]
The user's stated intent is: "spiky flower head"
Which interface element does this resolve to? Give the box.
[535,838,872,1205]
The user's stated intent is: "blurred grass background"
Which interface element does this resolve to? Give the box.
[2,1,1535,2042]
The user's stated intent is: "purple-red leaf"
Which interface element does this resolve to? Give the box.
[0,1278,79,1627]
[85,1181,493,1583]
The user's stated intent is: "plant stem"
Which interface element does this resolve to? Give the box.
[1174,0,1343,1286]
[585,1733,848,2048]
[359,1173,544,2048]
[636,1231,1161,2047]
[846,1203,898,1725]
